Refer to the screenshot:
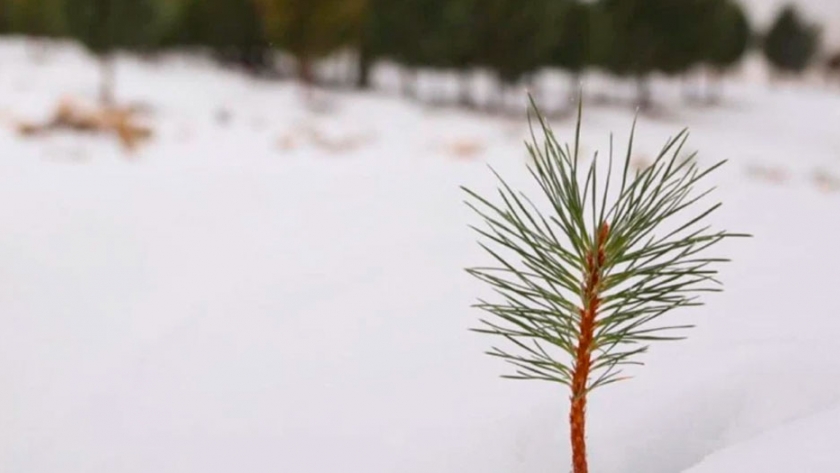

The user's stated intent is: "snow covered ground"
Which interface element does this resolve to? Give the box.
[0,39,839,472]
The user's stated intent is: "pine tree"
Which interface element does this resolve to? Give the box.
[357,0,416,94]
[705,0,750,72]
[421,0,477,72]
[149,0,186,51]
[0,3,6,34]
[355,0,382,89]
[473,0,563,108]
[62,0,161,104]
[699,0,750,102]
[3,0,64,61]
[594,0,667,108]
[255,0,367,84]
[763,5,820,76]
[464,99,747,473]
[661,0,734,75]
[551,0,593,104]
[165,0,269,73]
[594,0,706,108]
[7,0,64,38]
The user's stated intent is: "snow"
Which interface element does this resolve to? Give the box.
[683,405,840,472]
[1,38,840,472]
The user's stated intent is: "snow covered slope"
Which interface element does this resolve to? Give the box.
[0,39,839,473]
[684,405,840,472]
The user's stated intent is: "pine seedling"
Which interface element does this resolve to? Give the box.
[463,100,748,473]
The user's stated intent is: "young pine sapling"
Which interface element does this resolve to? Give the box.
[463,100,748,473]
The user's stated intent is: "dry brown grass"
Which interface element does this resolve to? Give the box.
[16,96,153,152]
[444,138,484,160]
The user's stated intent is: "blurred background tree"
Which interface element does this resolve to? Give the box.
[594,0,681,108]
[701,0,751,102]
[705,0,751,73]
[763,4,820,77]
[0,1,7,34]
[472,0,564,110]
[62,0,162,104]
[550,0,594,107]
[7,0,64,38]
[358,0,478,101]
[356,0,417,94]
[0,0,827,112]
[255,0,367,84]
[415,0,479,104]
[1,0,64,61]
[164,0,269,74]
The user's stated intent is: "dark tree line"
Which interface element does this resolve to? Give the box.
[360,0,755,109]
[0,0,824,108]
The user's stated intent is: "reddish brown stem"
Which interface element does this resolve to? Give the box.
[570,222,609,473]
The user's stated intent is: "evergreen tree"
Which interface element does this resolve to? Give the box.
[356,0,382,89]
[6,0,64,38]
[693,0,750,102]
[441,0,481,105]
[62,0,161,104]
[359,0,424,68]
[0,1,7,34]
[551,0,593,102]
[661,0,719,101]
[358,0,416,93]
[413,0,478,103]
[763,5,820,75]
[587,2,613,76]
[148,0,186,50]
[473,0,563,107]
[255,0,367,84]
[594,0,666,108]
[420,0,477,71]
[358,0,477,96]
[705,0,750,72]
[594,0,706,108]
[464,100,747,473]
[166,0,269,73]
[655,0,750,105]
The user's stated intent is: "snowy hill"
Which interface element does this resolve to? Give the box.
[0,39,839,473]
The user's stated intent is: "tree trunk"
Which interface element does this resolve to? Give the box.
[681,74,695,104]
[298,55,315,85]
[400,68,417,99]
[705,69,722,104]
[569,392,589,473]
[242,47,269,76]
[357,46,372,90]
[567,72,583,109]
[295,55,318,105]
[99,55,116,106]
[569,222,608,473]
[498,81,510,114]
[635,75,651,111]
[488,81,504,113]
[458,72,474,108]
